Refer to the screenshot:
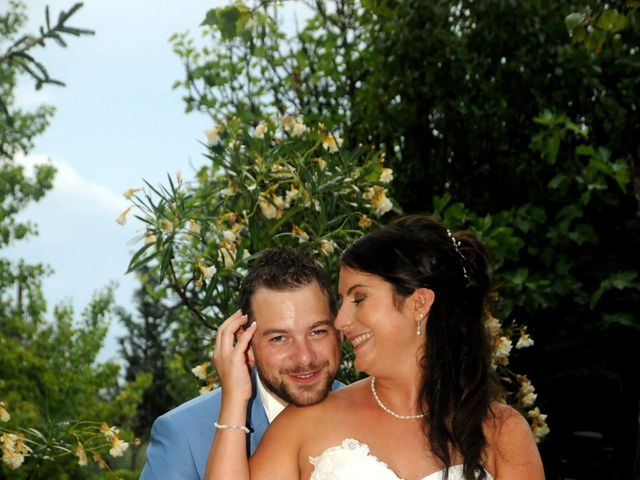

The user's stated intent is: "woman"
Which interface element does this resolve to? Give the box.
[207,214,544,479]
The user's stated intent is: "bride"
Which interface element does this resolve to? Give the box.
[206,214,544,479]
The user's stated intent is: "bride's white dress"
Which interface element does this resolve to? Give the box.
[309,439,494,480]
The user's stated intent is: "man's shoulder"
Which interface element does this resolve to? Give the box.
[157,387,223,425]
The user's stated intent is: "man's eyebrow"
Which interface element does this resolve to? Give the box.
[261,328,289,337]
[309,319,334,330]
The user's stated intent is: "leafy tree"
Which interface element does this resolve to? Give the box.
[165,1,640,477]
[0,2,146,477]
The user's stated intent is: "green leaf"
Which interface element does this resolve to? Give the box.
[565,12,587,35]
[596,10,627,32]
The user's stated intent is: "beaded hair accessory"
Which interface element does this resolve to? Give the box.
[446,229,470,280]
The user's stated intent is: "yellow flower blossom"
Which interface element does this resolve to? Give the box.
[191,363,209,380]
[205,126,222,146]
[292,224,309,243]
[0,402,9,422]
[176,170,182,183]
[285,185,300,207]
[93,452,108,469]
[160,219,174,232]
[291,117,307,136]
[189,220,201,235]
[1,433,30,470]
[313,157,327,170]
[358,214,373,229]
[122,187,140,199]
[319,239,337,256]
[144,234,157,245]
[222,230,237,243]
[197,262,217,280]
[253,121,269,139]
[76,442,88,466]
[116,206,132,225]
[100,422,119,442]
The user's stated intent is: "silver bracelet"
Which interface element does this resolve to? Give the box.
[214,421,250,434]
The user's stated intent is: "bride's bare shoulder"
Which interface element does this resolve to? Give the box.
[271,378,369,430]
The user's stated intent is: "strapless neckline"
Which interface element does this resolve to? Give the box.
[308,438,494,480]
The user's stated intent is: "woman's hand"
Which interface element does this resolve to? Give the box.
[213,309,258,404]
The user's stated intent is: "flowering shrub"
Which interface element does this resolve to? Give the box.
[121,114,395,383]
[121,113,548,441]
[0,401,138,475]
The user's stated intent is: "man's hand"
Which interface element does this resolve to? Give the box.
[213,309,258,404]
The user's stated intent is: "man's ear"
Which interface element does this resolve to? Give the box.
[412,287,435,319]
[238,326,256,368]
[246,344,255,368]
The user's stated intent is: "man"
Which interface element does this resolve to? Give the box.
[140,247,342,479]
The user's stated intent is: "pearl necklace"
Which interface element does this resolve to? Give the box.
[370,377,425,420]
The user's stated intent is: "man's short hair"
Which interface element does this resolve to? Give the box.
[239,246,337,322]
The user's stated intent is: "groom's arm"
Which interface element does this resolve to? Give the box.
[140,413,197,480]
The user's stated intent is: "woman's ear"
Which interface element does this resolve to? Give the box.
[412,287,435,319]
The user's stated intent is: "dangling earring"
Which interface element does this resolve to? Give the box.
[416,317,423,336]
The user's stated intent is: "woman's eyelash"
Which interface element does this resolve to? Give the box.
[352,297,365,305]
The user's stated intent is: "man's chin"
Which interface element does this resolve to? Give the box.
[280,376,333,407]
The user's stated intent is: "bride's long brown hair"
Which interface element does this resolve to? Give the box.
[341,214,496,480]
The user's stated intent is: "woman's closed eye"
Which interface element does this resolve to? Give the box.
[351,296,366,306]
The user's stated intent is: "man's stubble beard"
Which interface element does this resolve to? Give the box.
[255,361,335,407]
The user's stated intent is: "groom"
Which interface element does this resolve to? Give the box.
[140,247,343,479]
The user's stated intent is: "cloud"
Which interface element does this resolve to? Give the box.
[7,153,142,361]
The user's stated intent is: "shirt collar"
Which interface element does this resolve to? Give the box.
[255,373,287,423]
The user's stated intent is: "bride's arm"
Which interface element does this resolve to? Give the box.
[204,311,257,480]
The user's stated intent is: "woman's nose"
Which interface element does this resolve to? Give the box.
[334,303,350,331]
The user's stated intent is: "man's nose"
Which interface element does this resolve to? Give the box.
[292,338,317,365]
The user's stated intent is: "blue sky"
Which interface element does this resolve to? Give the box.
[5,0,230,361]
[7,0,310,362]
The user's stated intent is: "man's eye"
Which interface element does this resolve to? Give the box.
[270,336,286,344]
[310,329,328,337]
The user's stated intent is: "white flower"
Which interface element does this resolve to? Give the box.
[191,362,209,380]
[528,407,550,443]
[322,133,343,153]
[109,439,129,457]
[253,121,269,139]
[485,315,502,338]
[2,451,25,470]
[258,197,278,219]
[291,118,307,136]
[285,186,300,207]
[205,126,222,146]
[197,262,217,280]
[516,330,534,349]
[319,239,337,256]
[222,230,237,243]
[493,336,512,367]
[379,168,394,184]
[366,186,393,216]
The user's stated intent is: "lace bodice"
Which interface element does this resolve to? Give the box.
[308,438,493,480]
